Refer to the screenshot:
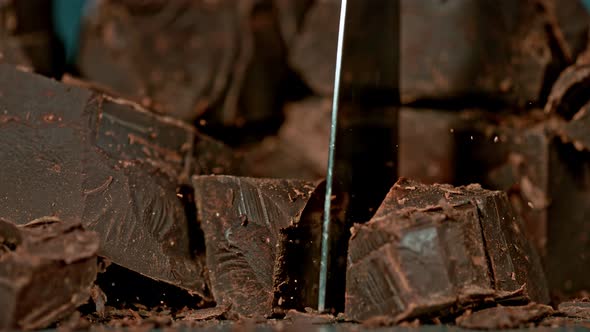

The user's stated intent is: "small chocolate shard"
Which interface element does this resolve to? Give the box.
[345,179,548,322]
[0,219,99,330]
[456,303,554,330]
[193,176,326,317]
[0,65,236,299]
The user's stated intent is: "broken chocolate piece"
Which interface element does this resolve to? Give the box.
[454,109,590,295]
[345,179,548,322]
[0,219,99,330]
[78,0,290,130]
[456,303,554,330]
[0,65,235,299]
[291,0,583,106]
[78,0,237,121]
[193,176,311,316]
[193,176,327,316]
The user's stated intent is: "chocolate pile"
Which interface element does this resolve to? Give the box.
[1,0,590,330]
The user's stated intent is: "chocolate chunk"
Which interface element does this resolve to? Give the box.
[0,65,235,299]
[192,176,311,316]
[345,179,548,322]
[78,0,290,130]
[0,219,99,330]
[78,0,237,121]
[454,109,590,295]
[456,303,554,330]
[291,0,584,106]
[239,98,330,180]
[193,176,330,316]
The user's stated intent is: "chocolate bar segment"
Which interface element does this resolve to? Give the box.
[0,219,99,330]
[0,65,235,299]
[345,179,548,322]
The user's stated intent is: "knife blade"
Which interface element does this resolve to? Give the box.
[318,0,400,313]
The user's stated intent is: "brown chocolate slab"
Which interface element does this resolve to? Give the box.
[456,303,554,330]
[0,219,99,330]
[0,65,235,299]
[345,179,548,322]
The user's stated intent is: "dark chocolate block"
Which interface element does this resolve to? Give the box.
[192,176,315,316]
[0,219,99,330]
[456,303,554,330]
[193,176,330,316]
[457,118,590,295]
[290,0,586,106]
[455,63,590,294]
[0,65,235,300]
[78,0,289,129]
[345,179,548,322]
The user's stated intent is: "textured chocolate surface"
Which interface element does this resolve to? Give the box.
[345,179,548,322]
[0,65,235,299]
[193,175,325,316]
